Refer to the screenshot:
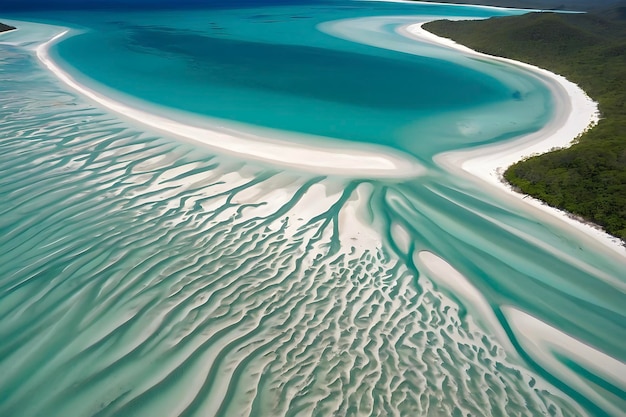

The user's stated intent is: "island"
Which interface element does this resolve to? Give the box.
[424,3,626,244]
[0,22,16,33]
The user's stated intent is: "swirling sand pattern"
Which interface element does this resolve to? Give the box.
[0,39,593,416]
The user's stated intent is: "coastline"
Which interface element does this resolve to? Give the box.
[400,22,626,257]
[361,0,530,11]
[2,13,624,415]
[34,28,423,180]
[8,16,624,255]
[0,24,17,34]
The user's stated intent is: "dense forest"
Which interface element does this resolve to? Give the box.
[424,5,626,243]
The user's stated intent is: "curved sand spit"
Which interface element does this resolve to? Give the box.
[401,22,625,257]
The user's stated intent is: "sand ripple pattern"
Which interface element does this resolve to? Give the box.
[0,44,587,416]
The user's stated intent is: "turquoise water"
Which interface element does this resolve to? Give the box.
[0,2,625,416]
[43,2,551,159]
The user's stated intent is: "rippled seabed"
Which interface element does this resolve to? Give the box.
[1,11,625,417]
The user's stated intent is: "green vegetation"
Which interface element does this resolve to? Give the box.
[0,22,16,33]
[424,7,626,242]
[417,0,623,12]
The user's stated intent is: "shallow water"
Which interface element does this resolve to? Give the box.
[39,1,552,161]
[0,2,624,416]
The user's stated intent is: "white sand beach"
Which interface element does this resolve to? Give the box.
[10,15,623,255]
[401,22,625,257]
[35,30,424,180]
[415,249,623,416]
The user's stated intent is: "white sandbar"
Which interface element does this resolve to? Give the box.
[401,22,625,257]
[362,0,527,11]
[35,29,424,179]
[503,306,626,416]
[414,250,517,355]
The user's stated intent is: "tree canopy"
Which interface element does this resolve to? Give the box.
[425,7,626,243]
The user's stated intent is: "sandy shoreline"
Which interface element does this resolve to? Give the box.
[34,29,423,180]
[5,15,623,255]
[400,22,625,257]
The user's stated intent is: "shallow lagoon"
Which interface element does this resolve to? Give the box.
[0,1,624,416]
[44,1,552,160]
